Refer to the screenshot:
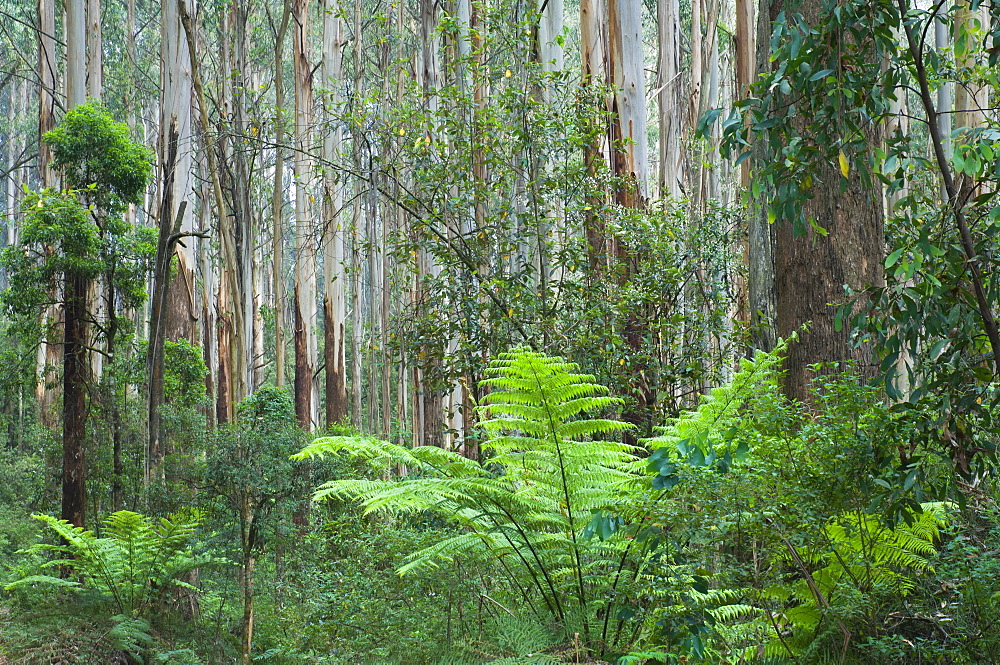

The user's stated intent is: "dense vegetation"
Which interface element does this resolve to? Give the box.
[2,0,1000,663]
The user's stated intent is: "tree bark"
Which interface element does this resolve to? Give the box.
[580,0,609,272]
[61,270,89,528]
[36,0,59,428]
[179,0,246,420]
[657,0,683,198]
[322,0,348,427]
[272,0,291,388]
[86,0,101,100]
[749,0,780,354]
[292,0,317,430]
[770,0,885,401]
[161,0,197,345]
[65,0,85,108]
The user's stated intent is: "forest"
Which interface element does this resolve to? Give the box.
[1,0,999,662]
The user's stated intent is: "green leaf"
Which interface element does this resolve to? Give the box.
[885,247,904,269]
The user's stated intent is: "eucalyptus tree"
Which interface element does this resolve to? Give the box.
[721,0,998,448]
[292,0,318,430]
[1,103,154,527]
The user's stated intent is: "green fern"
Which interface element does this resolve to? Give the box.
[643,337,792,487]
[8,509,224,619]
[745,502,953,661]
[296,349,643,651]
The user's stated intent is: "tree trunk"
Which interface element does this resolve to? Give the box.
[61,270,89,528]
[36,0,59,428]
[38,0,56,187]
[292,0,317,430]
[86,0,101,100]
[179,0,245,420]
[748,0,780,354]
[580,0,609,272]
[769,0,885,402]
[161,0,197,345]
[609,0,653,438]
[608,0,650,208]
[322,0,348,427]
[657,0,683,198]
[272,0,290,388]
[66,0,85,108]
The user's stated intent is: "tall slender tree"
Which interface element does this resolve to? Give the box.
[292,0,318,430]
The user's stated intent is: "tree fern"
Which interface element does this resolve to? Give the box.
[8,509,223,619]
[644,337,792,487]
[296,349,644,652]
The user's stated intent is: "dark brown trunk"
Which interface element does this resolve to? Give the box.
[217,314,233,425]
[294,286,310,428]
[770,0,884,402]
[324,300,347,426]
[61,271,89,528]
[775,185,883,402]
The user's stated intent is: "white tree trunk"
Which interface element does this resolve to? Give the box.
[293,0,318,430]
[86,0,101,99]
[322,0,348,426]
[657,0,683,197]
[609,0,650,204]
[66,0,85,108]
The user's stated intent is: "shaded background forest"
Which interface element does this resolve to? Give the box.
[1,0,1000,662]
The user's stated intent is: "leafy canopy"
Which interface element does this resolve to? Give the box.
[45,102,154,216]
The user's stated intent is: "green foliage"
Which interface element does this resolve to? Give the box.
[9,509,220,620]
[624,345,974,663]
[750,503,951,661]
[0,189,101,318]
[644,336,792,487]
[208,387,307,544]
[0,105,156,357]
[296,349,647,653]
[715,0,1000,483]
[44,102,154,215]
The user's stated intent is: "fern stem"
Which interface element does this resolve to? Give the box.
[528,359,591,644]
[481,492,567,624]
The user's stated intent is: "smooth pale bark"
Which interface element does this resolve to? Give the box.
[292,0,318,430]
[734,0,754,187]
[935,16,952,160]
[179,0,246,422]
[657,0,683,198]
[580,0,609,271]
[273,0,290,388]
[160,0,196,344]
[322,0,348,427]
[690,0,702,128]
[38,0,56,187]
[66,0,85,108]
[609,0,654,438]
[36,0,59,429]
[349,0,365,431]
[410,0,444,446]
[530,0,563,353]
[705,6,720,202]
[86,0,101,99]
[228,2,256,399]
[953,2,987,132]
[608,0,649,206]
[148,0,197,481]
